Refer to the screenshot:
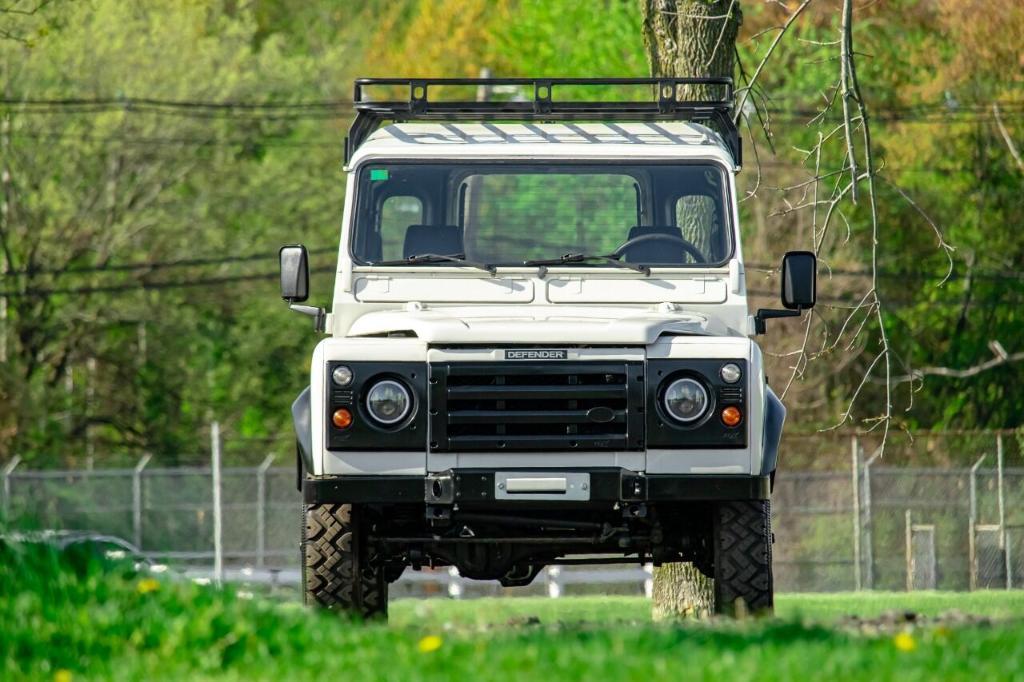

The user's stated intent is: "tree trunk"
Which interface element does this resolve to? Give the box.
[640,0,742,620]
[640,0,742,89]
[651,561,715,620]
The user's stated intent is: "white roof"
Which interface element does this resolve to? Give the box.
[348,121,737,169]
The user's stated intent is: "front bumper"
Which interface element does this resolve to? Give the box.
[303,468,770,505]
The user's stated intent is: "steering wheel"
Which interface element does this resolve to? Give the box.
[610,232,707,264]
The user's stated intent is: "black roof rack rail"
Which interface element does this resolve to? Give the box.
[346,77,741,166]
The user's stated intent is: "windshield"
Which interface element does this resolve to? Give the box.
[351,163,731,267]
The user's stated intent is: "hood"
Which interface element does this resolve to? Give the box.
[345,305,735,344]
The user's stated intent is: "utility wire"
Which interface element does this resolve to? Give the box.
[2,271,1022,306]
[0,266,335,298]
[2,246,336,277]
[3,249,1022,283]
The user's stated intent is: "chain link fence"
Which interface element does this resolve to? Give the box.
[3,434,1022,595]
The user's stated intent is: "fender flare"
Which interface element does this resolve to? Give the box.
[761,387,786,476]
[292,386,314,477]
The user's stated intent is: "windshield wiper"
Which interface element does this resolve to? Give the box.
[370,253,496,274]
[523,252,650,276]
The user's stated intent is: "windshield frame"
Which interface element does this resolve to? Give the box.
[347,158,736,270]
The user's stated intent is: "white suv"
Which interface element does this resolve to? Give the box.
[279,78,816,618]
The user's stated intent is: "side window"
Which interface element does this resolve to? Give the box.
[379,195,423,260]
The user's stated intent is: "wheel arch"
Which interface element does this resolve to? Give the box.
[292,386,314,476]
[760,387,786,475]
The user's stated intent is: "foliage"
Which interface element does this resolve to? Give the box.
[0,0,348,463]
[6,541,1024,680]
[0,0,1021,465]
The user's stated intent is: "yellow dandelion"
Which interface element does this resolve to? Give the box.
[893,632,916,652]
[54,670,73,682]
[136,578,161,594]
[417,634,443,653]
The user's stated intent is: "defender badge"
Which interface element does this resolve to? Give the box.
[504,349,568,360]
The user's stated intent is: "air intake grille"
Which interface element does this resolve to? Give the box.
[428,361,645,451]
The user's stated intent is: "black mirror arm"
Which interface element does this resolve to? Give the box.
[754,308,801,335]
[288,303,326,333]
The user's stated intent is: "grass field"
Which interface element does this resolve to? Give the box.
[4,542,1024,681]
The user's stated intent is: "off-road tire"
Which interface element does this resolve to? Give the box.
[302,503,388,619]
[713,499,773,616]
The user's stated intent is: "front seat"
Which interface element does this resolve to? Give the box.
[620,225,687,264]
[403,224,464,258]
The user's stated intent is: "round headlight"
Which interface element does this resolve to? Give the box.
[663,377,710,424]
[720,363,742,384]
[365,379,412,425]
[332,365,354,387]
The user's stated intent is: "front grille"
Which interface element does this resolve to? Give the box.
[428,361,645,451]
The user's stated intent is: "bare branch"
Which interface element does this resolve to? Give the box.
[878,175,956,284]
[992,102,1024,172]
[890,342,1024,385]
[734,0,814,125]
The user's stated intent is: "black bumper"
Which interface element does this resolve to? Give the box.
[303,468,769,505]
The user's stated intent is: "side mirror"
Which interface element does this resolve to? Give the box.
[781,251,816,310]
[754,250,817,335]
[279,245,309,302]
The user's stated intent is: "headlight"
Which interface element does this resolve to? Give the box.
[332,365,354,386]
[720,363,742,384]
[365,379,412,425]
[663,377,710,424]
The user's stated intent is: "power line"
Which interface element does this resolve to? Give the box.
[2,248,1020,283]
[745,263,1024,283]
[2,269,1021,307]
[3,96,1022,123]
[0,265,335,298]
[2,247,337,277]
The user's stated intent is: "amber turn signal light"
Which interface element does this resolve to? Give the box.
[721,406,742,427]
[332,407,354,429]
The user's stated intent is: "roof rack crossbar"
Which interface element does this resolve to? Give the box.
[345,77,741,166]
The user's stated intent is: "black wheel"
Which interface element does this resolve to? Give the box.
[713,500,773,616]
[302,503,388,619]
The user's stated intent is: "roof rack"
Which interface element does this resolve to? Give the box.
[346,77,740,166]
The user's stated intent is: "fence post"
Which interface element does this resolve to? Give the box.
[256,454,275,568]
[851,436,862,591]
[862,447,882,590]
[905,509,913,591]
[969,454,986,591]
[643,563,654,599]
[997,434,1010,589]
[2,455,21,519]
[132,453,152,550]
[446,566,462,599]
[546,566,562,598]
[211,421,223,586]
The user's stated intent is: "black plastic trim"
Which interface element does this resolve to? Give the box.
[429,360,645,452]
[761,386,786,475]
[647,359,748,448]
[291,386,314,472]
[303,469,770,504]
[325,361,427,450]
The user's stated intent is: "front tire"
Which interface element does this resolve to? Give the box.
[713,500,773,615]
[303,503,388,619]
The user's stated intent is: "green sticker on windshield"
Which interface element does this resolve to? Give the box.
[370,169,389,181]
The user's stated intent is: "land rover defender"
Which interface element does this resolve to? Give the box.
[280,78,816,618]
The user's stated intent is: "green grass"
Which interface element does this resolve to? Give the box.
[390,591,1024,629]
[4,541,1024,681]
